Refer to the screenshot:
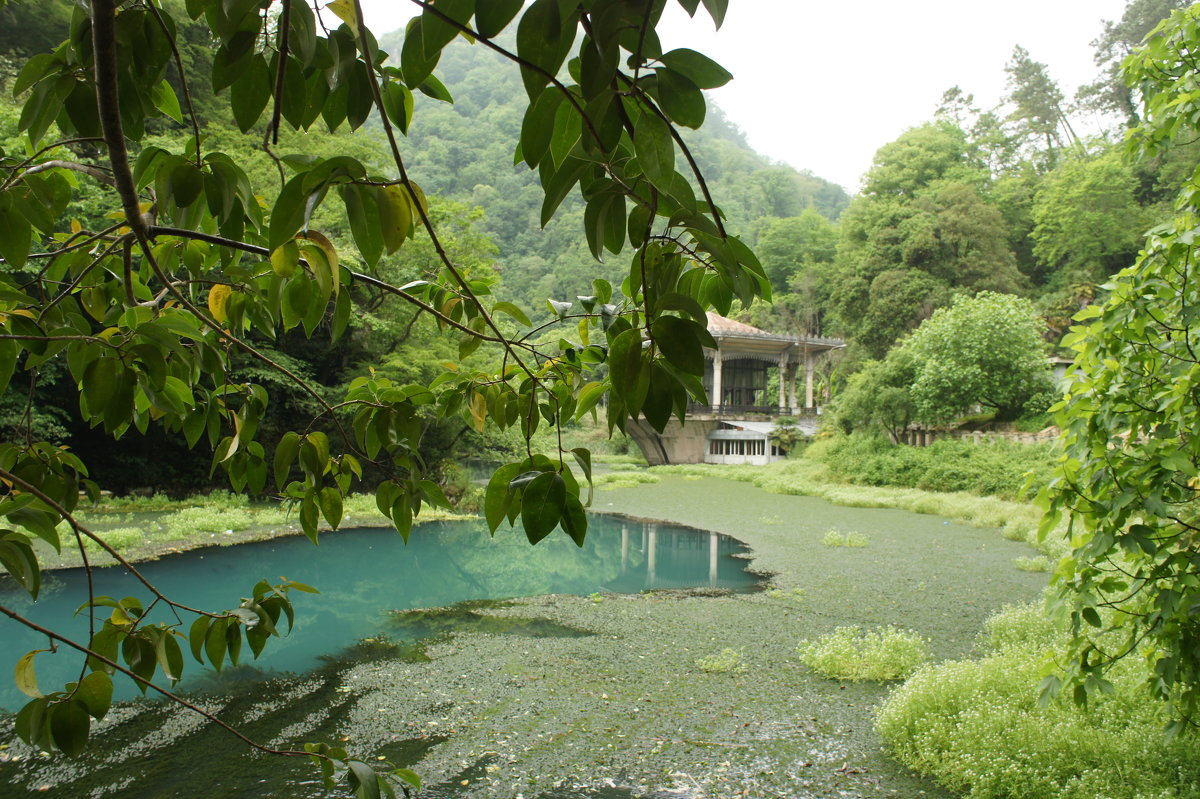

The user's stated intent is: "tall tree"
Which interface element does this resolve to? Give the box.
[1004,45,1077,164]
[900,291,1052,423]
[1031,148,1147,286]
[756,208,838,293]
[830,122,1022,354]
[1078,0,1190,126]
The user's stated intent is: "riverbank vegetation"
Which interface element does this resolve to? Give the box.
[44,491,471,570]
[877,604,1200,799]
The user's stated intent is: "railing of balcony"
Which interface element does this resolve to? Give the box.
[687,403,822,416]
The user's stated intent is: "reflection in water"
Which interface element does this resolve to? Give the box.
[0,514,757,710]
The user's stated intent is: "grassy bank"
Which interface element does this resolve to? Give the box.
[647,455,1068,561]
[38,491,471,571]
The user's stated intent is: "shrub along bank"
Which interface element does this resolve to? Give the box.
[876,604,1200,799]
[806,435,1056,501]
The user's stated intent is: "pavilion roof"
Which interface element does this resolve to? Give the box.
[705,312,844,349]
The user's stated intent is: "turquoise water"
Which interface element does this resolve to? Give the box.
[0,514,758,711]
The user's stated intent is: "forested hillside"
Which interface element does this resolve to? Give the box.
[750,0,1200,358]
[375,27,848,306]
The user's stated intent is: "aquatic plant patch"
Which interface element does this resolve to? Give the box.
[695,647,748,674]
[821,529,869,547]
[1013,555,1049,572]
[798,626,929,681]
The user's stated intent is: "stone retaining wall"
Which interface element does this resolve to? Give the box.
[899,427,1057,446]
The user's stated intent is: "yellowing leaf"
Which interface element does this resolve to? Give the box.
[325,0,359,34]
[298,230,339,297]
[270,240,299,278]
[376,185,412,254]
[15,650,45,698]
[404,181,429,218]
[207,284,233,324]
[469,392,487,432]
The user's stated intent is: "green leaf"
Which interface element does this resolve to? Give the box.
[419,479,452,510]
[155,633,184,682]
[549,100,582,168]
[655,68,705,128]
[539,157,589,227]
[574,381,607,420]
[318,486,343,529]
[205,618,228,671]
[421,0,472,59]
[658,48,732,88]
[376,185,413,255]
[520,88,566,169]
[14,697,49,750]
[700,0,729,28]
[607,328,649,417]
[269,174,310,251]
[48,699,90,757]
[0,532,40,599]
[401,16,440,89]
[13,53,58,96]
[642,362,674,432]
[229,54,271,132]
[559,491,587,546]
[634,111,675,190]
[169,161,205,208]
[521,472,565,544]
[0,193,32,269]
[475,0,522,37]
[417,74,454,103]
[570,447,593,505]
[76,671,113,720]
[347,760,382,799]
[651,316,708,375]
[484,462,521,534]
[299,495,320,544]
[380,80,415,134]
[151,79,184,122]
[516,0,573,99]
[493,301,532,327]
[391,493,413,542]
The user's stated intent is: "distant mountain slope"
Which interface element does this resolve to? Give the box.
[376,29,848,304]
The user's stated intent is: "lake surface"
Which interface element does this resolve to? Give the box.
[0,514,759,711]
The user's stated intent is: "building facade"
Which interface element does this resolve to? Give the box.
[627,313,844,466]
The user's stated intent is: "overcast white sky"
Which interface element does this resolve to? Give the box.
[353,1,1131,193]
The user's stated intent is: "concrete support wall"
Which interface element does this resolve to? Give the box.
[626,418,718,466]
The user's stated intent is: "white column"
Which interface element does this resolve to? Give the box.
[647,523,658,586]
[788,348,798,411]
[711,345,724,411]
[621,524,629,572]
[709,531,719,585]
[805,350,815,409]
[778,352,788,412]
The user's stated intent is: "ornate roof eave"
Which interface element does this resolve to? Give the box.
[704,312,845,355]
